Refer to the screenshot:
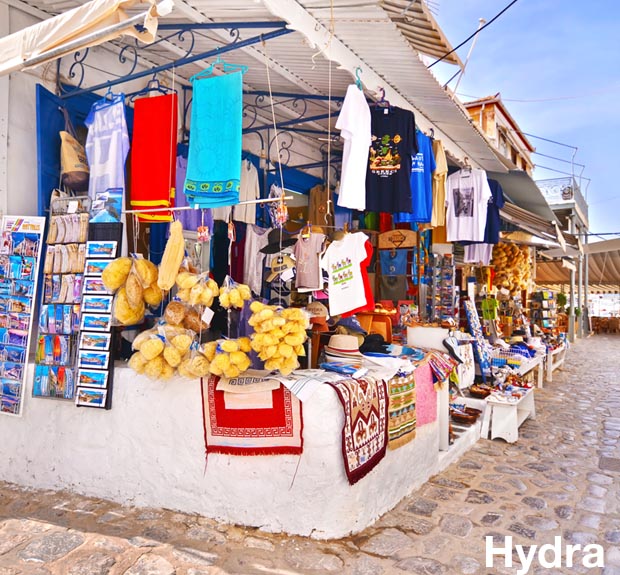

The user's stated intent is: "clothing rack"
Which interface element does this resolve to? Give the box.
[122,195,293,215]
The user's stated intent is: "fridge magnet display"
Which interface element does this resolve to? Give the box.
[83,277,110,294]
[76,387,107,407]
[91,189,123,224]
[85,260,110,276]
[33,364,76,399]
[79,331,112,351]
[0,215,45,416]
[77,368,108,388]
[80,313,112,332]
[82,295,113,314]
[78,349,110,370]
[86,241,118,259]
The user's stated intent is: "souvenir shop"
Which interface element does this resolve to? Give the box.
[0,0,568,538]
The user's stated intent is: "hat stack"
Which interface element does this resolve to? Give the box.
[323,334,364,363]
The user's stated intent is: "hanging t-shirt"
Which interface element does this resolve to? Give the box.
[431,139,448,227]
[482,179,505,244]
[366,106,417,213]
[341,239,375,317]
[394,130,436,223]
[445,168,492,242]
[294,232,326,290]
[335,84,371,210]
[320,232,369,316]
[243,225,272,295]
[379,249,408,276]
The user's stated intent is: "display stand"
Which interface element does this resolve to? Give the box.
[545,343,566,383]
[480,388,536,443]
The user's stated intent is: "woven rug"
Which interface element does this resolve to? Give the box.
[387,370,416,450]
[328,377,388,485]
[201,376,303,456]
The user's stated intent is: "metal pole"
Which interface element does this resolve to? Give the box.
[452,18,486,95]
[578,252,583,338]
[584,227,590,333]
[568,215,576,342]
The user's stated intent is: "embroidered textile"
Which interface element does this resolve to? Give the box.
[328,377,388,485]
[387,371,416,450]
[201,376,303,456]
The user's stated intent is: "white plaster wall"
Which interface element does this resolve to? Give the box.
[1,365,440,539]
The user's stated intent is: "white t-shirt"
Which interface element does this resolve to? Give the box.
[335,84,371,211]
[445,168,492,242]
[464,243,494,266]
[243,225,272,295]
[212,159,260,223]
[320,232,368,316]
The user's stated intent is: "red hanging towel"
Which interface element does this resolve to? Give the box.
[130,93,178,222]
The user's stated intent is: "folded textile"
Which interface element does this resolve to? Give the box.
[184,72,243,208]
[327,376,388,485]
[130,94,178,221]
[201,376,303,456]
[216,369,281,394]
[387,370,416,450]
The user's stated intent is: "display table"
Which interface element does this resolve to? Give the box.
[0,363,451,539]
[516,354,544,388]
[480,388,535,444]
[546,344,566,383]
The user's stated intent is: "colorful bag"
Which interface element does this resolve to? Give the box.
[60,108,89,192]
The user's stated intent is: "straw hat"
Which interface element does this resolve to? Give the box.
[324,334,364,362]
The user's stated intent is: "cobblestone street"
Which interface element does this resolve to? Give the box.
[1,334,619,575]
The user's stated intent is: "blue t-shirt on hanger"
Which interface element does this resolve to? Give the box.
[379,249,408,276]
[394,130,436,223]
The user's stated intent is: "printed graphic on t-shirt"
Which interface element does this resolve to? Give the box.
[331,258,354,286]
[411,151,424,173]
[369,133,402,177]
[453,187,474,217]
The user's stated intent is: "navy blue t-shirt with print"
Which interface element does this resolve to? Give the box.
[460,178,505,246]
[365,106,417,213]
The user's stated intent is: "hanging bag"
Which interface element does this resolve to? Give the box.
[59,108,89,192]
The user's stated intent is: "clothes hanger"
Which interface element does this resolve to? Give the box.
[354,67,363,91]
[301,221,312,239]
[370,87,392,111]
[127,75,177,103]
[190,54,248,82]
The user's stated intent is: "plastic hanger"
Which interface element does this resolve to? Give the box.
[354,67,363,91]
[127,75,177,102]
[190,54,248,82]
[370,87,391,111]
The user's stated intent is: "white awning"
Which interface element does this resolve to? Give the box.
[0,0,173,76]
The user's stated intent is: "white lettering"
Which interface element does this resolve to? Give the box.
[565,543,581,567]
[515,544,537,575]
[486,535,512,569]
[539,536,564,568]
[582,544,605,568]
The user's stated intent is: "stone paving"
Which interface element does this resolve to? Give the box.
[1,334,620,574]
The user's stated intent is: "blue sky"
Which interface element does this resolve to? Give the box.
[431,0,620,236]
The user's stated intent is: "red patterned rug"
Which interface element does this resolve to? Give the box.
[328,377,388,485]
[201,376,303,456]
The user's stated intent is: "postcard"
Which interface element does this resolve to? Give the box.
[79,331,112,351]
[78,349,110,370]
[84,260,110,277]
[77,368,108,388]
[83,277,109,295]
[86,241,117,259]
[80,313,111,332]
[82,295,113,314]
[76,387,107,408]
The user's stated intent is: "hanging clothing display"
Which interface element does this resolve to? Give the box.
[481,179,505,244]
[379,275,408,301]
[335,84,371,210]
[85,93,129,201]
[174,155,211,232]
[431,139,448,227]
[341,238,375,317]
[244,225,272,295]
[212,159,260,224]
[445,168,492,242]
[129,93,178,222]
[464,243,494,266]
[184,72,242,208]
[366,106,417,213]
[379,249,408,276]
[394,130,436,223]
[320,232,370,316]
[293,232,326,290]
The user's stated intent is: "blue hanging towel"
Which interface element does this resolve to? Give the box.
[184,71,242,208]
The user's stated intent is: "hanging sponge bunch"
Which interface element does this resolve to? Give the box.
[248,302,308,376]
[199,337,253,379]
[175,272,220,307]
[103,256,162,326]
[218,275,252,309]
[128,328,194,380]
[491,243,531,295]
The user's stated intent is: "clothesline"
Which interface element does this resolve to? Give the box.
[122,195,293,215]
